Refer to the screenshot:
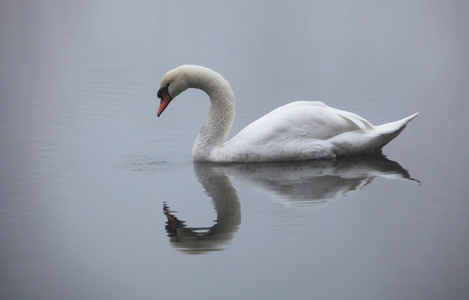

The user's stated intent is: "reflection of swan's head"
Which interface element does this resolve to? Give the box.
[163,202,238,254]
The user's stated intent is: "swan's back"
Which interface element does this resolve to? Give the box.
[215,101,416,162]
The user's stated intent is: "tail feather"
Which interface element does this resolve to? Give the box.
[376,112,419,134]
[329,112,419,156]
[372,112,419,149]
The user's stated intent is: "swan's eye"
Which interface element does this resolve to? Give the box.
[157,83,170,99]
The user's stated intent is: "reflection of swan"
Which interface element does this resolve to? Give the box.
[157,65,418,162]
[213,153,418,208]
[162,164,241,254]
[162,154,417,254]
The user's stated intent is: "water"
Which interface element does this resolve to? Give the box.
[1,1,469,299]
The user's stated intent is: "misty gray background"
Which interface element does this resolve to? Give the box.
[1,1,469,299]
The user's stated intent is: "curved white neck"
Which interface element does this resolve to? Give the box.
[186,67,235,161]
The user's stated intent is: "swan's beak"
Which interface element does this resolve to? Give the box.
[157,92,172,117]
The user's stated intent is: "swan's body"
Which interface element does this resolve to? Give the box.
[157,65,418,162]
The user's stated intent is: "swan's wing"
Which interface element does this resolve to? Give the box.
[218,101,416,162]
[227,101,373,145]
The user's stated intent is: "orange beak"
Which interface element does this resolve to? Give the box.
[157,92,172,117]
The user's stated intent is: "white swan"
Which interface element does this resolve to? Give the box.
[157,65,418,162]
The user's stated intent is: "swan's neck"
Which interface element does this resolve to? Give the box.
[188,68,235,161]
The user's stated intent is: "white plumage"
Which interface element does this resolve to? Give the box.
[157,65,418,162]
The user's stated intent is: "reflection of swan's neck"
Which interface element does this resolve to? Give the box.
[163,163,241,254]
[194,164,241,229]
[189,68,235,161]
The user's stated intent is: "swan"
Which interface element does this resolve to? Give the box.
[157,65,418,162]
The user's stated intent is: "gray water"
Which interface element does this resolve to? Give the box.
[1,1,469,299]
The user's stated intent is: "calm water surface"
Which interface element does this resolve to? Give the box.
[1,2,469,299]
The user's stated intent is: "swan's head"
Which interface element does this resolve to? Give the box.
[157,66,190,117]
